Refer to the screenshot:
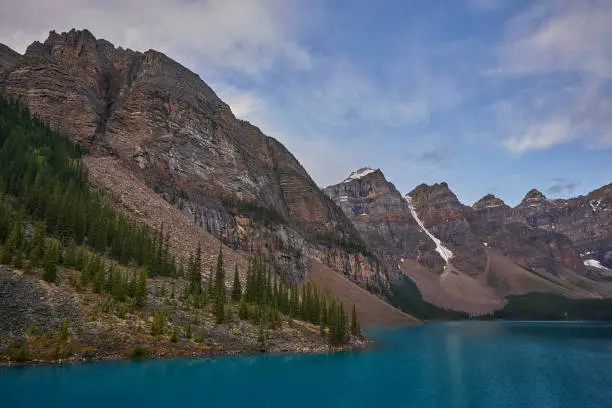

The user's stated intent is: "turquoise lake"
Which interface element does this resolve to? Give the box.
[3,322,612,407]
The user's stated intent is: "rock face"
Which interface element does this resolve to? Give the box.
[408,182,487,277]
[324,169,444,277]
[0,30,385,292]
[472,185,612,272]
[0,44,20,74]
[326,172,612,313]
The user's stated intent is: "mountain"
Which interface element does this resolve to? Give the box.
[0,44,19,73]
[323,167,443,275]
[326,170,612,314]
[2,28,610,320]
[0,30,408,323]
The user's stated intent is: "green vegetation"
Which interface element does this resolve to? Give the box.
[388,276,468,321]
[492,293,612,321]
[0,94,360,354]
[231,264,242,302]
[130,345,150,359]
[0,95,178,281]
[220,197,286,227]
[213,247,226,324]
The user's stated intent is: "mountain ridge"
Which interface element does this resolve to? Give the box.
[0,30,400,319]
[2,29,610,318]
[325,168,612,313]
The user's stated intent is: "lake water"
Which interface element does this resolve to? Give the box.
[3,322,612,408]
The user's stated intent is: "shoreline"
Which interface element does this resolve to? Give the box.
[0,336,375,368]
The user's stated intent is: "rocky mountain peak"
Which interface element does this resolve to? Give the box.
[0,43,20,73]
[473,194,507,209]
[520,188,546,206]
[343,167,380,183]
[408,181,459,208]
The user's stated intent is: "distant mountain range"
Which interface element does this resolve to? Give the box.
[1,29,610,318]
[325,168,612,313]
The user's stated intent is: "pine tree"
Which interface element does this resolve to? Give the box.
[127,271,137,298]
[188,244,202,295]
[196,327,206,343]
[136,270,147,307]
[231,264,242,302]
[239,297,248,320]
[151,310,165,336]
[185,322,192,339]
[42,241,59,283]
[257,322,265,349]
[1,215,21,264]
[13,240,24,269]
[170,327,178,343]
[214,247,225,324]
[350,303,360,336]
[27,220,45,268]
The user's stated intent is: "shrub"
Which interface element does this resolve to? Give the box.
[130,345,150,359]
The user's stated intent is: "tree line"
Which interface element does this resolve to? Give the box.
[0,94,361,346]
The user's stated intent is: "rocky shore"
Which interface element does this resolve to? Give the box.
[0,265,371,367]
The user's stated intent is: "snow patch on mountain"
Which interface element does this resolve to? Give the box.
[343,167,376,183]
[589,200,601,212]
[404,194,453,264]
[584,259,610,270]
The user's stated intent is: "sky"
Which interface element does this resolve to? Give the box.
[1,0,611,206]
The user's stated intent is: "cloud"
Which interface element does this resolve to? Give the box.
[503,119,572,153]
[496,1,612,77]
[487,0,612,153]
[0,0,310,75]
[547,178,580,194]
[213,84,266,120]
[402,149,454,166]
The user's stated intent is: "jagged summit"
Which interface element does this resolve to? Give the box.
[343,167,380,183]
[473,194,507,209]
[520,188,546,206]
[407,181,458,204]
[0,43,20,73]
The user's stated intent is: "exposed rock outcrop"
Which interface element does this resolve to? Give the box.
[408,182,487,277]
[0,44,20,74]
[324,169,444,276]
[0,30,387,294]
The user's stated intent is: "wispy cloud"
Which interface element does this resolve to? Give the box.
[0,0,310,76]
[401,149,454,166]
[489,0,612,153]
[547,178,580,195]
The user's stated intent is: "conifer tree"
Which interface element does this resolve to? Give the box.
[214,247,225,324]
[188,244,202,295]
[27,220,46,268]
[185,322,192,339]
[136,270,147,307]
[151,310,165,336]
[351,303,360,336]
[127,271,137,298]
[239,297,248,320]
[1,215,22,264]
[42,241,59,283]
[231,264,242,302]
[13,240,24,270]
[196,327,206,343]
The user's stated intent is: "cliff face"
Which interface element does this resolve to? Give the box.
[472,185,612,272]
[0,44,20,74]
[326,173,612,313]
[408,182,487,277]
[0,30,385,291]
[324,168,444,276]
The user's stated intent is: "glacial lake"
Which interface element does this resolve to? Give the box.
[3,322,612,408]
